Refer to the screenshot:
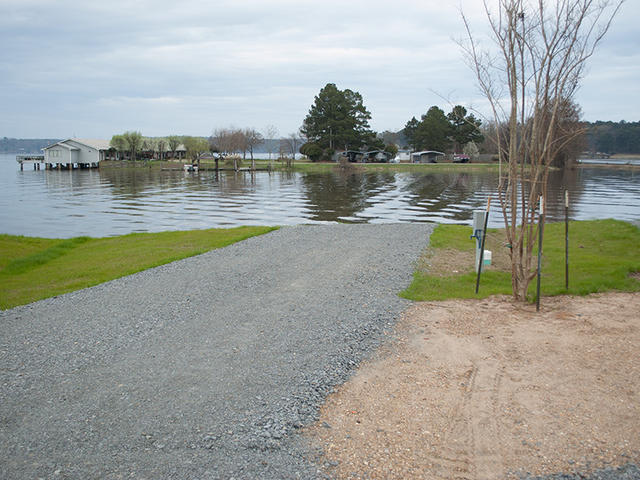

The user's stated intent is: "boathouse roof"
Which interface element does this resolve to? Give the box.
[412,150,445,156]
[43,139,112,151]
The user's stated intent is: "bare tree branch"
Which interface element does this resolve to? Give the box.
[461,0,624,300]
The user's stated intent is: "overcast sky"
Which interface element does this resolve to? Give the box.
[1,0,637,139]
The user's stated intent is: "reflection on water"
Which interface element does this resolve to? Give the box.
[1,155,638,238]
[301,170,500,224]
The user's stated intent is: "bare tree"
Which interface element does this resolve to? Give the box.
[278,138,288,166]
[283,133,301,168]
[210,127,250,170]
[209,128,227,155]
[263,125,279,162]
[461,0,623,301]
[210,128,237,156]
[232,129,247,160]
[244,128,264,170]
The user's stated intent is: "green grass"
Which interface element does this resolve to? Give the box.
[401,219,640,301]
[0,226,277,309]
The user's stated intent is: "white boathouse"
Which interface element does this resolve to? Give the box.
[42,139,112,169]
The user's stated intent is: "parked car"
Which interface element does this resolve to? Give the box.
[453,154,470,163]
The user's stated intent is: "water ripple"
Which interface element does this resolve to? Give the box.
[2,156,639,237]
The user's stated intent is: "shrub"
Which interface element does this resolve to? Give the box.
[300,142,323,162]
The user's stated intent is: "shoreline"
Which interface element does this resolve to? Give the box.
[96,158,503,172]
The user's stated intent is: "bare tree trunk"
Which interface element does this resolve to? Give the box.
[462,0,623,301]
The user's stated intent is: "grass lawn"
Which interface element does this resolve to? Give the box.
[0,226,277,310]
[401,219,640,302]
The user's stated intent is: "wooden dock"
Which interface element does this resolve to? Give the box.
[16,155,45,170]
[16,155,271,173]
[16,154,100,171]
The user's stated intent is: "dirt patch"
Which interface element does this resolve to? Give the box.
[307,293,640,479]
[419,231,512,276]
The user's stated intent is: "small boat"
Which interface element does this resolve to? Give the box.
[183,163,199,172]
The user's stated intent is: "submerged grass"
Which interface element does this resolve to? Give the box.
[0,226,277,309]
[288,161,499,173]
[100,159,499,174]
[401,219,640,302]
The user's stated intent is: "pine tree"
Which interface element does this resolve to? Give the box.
[301,83,374,151]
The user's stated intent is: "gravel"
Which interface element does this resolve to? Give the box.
[0,223,434,480]
[520,463,640,480]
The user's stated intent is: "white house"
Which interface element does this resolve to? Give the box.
[43,139,112,168]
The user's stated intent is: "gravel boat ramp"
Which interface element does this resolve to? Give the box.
[0,224,434,479]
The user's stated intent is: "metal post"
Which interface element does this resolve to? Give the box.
[536,196,544,312]
[472,210,484,273]
[565,190,569,291]
[475,196,491,294]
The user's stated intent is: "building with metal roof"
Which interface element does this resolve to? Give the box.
[412,150,445,163]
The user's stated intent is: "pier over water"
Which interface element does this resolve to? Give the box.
[16,154,99,170]
[16,154,44,170]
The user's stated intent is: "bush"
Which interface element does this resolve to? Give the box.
[384,143,399,156]
[321,148,335,162]
[300,142,323,162]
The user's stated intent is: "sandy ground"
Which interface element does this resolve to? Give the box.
[307,292,640,479]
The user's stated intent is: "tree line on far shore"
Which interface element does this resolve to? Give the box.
[586,121,640,154]
[2,119,637,161]
[105,82,639,166]
[106,83,484,164]
[105,129,296,164]
[298,83,483,162]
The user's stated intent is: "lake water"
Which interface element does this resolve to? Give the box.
[1,154,638,238]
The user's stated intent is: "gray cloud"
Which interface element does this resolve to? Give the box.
[0,0,636,138]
